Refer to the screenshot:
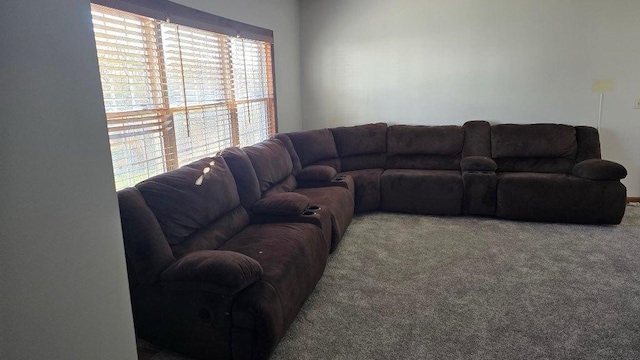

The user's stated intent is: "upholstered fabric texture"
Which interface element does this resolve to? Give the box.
[244,139,295,193]
[286,129,340,169]
[295,186,355,251]
[572,159,628,180]
[272,133,303,172]
[575,126,602,162]
[380,169,464,215]
[161,250,262,295]
[252,192,310,216]
[462,120,492,157]
[387,125,464,156]
[295,165,337,182]
[460,156,498,172]
[221,147,261,209]
[117,187,175,286]
[339,168,384,213]
[169,206,251,258]
[222,222,329,360]
[136,156,240,245]
[386,125,463,170]
[331,123,387,157]
[496,173,626,224]
[491,124,577,159]
[462,172,497,216]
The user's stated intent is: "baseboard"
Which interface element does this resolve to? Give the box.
[628,197,640,203]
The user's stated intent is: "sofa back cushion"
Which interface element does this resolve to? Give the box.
[575,126,601,162]
[220,147,261,209]
[491,124,578,173]
[462,120,491,157]
[136,156,244,249]
[286,129,341,171]
[244,139,297,196]
[272,133,302,172]
[331,123,387,171]
[386,125,464,170]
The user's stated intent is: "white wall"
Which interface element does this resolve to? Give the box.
[300,0,640,196]
[179,0,302,133]
[0,1,138,359]
[1,1,301,359]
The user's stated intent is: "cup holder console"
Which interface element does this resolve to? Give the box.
[302,211,315,216]
[332,176,345,182]
[307,205,321,211]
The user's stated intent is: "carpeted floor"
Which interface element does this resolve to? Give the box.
[142,205,640,360]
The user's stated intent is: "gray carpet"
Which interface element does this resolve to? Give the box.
[145,205,640,360]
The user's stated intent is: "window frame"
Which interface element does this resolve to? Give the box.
[91,0,278,189]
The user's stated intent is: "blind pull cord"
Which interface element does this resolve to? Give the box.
[242,38,252,124]
[176,25,190,137]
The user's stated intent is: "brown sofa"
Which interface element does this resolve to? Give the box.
[117,121,627,360]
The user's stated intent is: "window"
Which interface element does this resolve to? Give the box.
[90,1,276,190]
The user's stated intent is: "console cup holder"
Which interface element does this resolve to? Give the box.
[332,176,345,182]
[307,205,321,211]
[302,211,315,216]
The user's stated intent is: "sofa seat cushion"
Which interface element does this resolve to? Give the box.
[496,173,626,224]
[339,168,384,213]
[380,169,463,215]
[295,186,355,252]
[220,222,328,357]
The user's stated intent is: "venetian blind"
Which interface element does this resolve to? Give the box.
[90,3,276,190]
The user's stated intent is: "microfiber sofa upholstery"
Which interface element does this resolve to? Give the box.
[116,120,627,360]
[489,123,627,223]
[118,155,331,360]
[282,121,626,223]
[240,137,355,252]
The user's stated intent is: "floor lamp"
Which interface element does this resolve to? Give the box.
[592,79,614,132]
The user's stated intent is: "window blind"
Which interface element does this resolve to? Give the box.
[90,2,276,190]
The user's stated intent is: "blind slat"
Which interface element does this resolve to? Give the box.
[92,3,276,190]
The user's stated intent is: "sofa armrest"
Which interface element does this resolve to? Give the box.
[295,165,337,182]
[461,156,497,172]
[252,192,309,216]
[251,204,325,229]
[161,250,262,295]
[297,174,354,192]
[572,159,627,181]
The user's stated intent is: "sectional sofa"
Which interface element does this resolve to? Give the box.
[117,121,627,360]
